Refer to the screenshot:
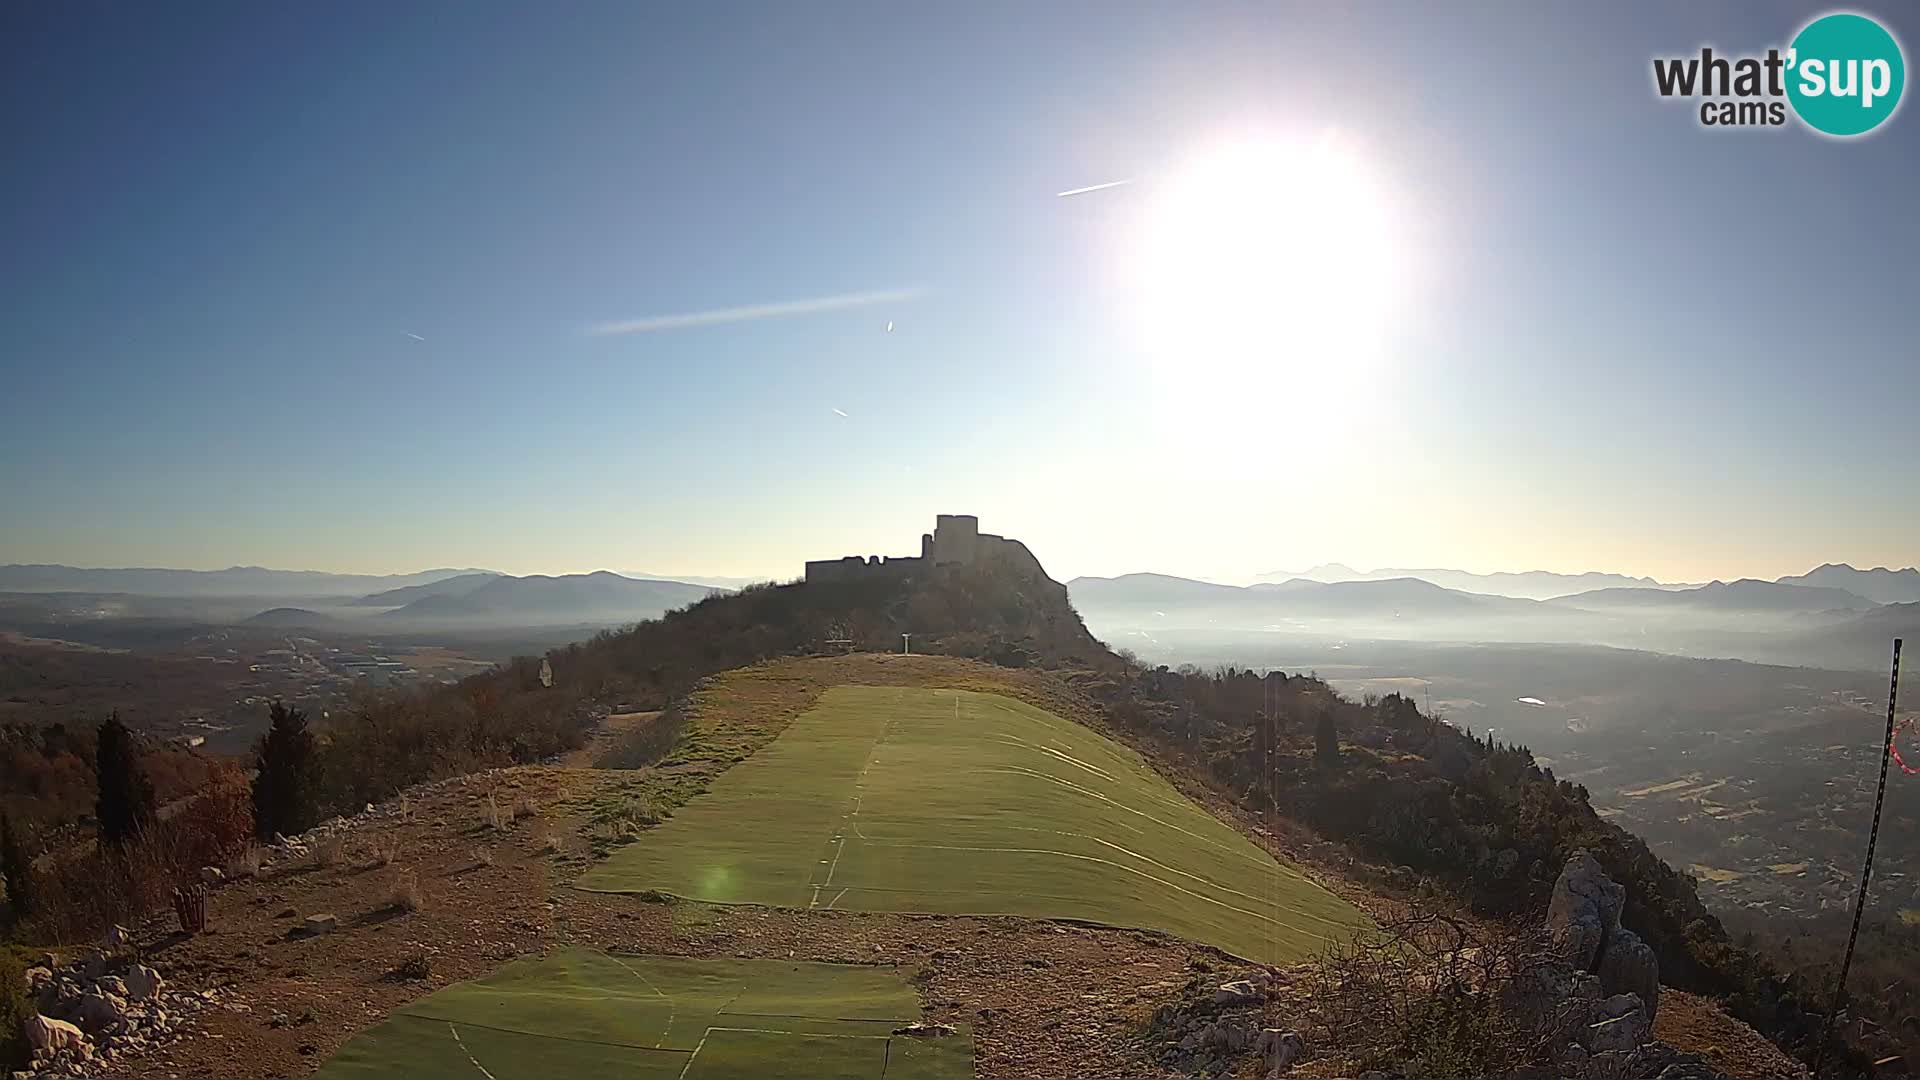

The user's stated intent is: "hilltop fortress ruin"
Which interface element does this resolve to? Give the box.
[805,515,1051,584]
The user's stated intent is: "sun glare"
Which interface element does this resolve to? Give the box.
[1126,134,1403,405]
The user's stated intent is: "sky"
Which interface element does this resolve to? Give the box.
[3,1,1918,586]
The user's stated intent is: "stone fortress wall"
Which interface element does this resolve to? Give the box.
[804,515,1047,584]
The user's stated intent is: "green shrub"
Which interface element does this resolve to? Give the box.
[0,947,28,1071]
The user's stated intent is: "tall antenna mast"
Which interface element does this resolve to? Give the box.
[1814,637,1903,1077]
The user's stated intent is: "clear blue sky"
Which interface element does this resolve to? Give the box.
[4,2,1916,584]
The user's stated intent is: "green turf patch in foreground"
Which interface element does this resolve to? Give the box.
[315,950,972,1080]
[577,686,1369,963]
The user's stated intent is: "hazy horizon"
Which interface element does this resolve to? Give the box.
[5,4,1917,586]
[4,546,1915,593]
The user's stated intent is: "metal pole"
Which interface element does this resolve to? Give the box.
[1813,637,1902,1078]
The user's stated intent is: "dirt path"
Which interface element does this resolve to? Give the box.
[561,709,661,768]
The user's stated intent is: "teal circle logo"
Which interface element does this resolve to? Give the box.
[1787,13,1905,136]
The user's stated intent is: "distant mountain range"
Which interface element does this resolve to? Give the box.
[1548,579,1877,613]
[349,572,504,607]
[1069,573,1544,621]
[1796,602,1920,668]
[1073,572,1881,622]
[0,564,496,598]
[1068,569,1909,670]
[622,572,773,590]
[376,571,721,626]
[1253,561,1920,604]
[1774,563,1920,605]
[1255,563,1692,600]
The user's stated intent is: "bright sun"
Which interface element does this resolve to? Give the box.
[1126,134,1403,404]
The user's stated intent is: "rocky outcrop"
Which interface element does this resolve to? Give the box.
[1257,1028,1305,1074]
[1212,979,1260,1006]
[1547,851,1624,973]
[16,941,226,1079]
[1598,926,1660,1020]
[1152,969,1300,1076]
[121,964,164,1002]
[22,1015,83,1054]
[1547,850,1660,1020]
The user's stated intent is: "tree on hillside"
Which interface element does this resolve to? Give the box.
[95,712,156,846]
[1,813,30,922]
[252,701,318,841]
[1314,706,1341,766]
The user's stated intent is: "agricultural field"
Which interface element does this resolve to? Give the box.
[578,684,1368,964]
[316,950,972,1079]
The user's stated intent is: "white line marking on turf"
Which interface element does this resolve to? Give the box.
[448,1022,499,1080]
[609,953,676,1048]
[706,1026,890,1039]
[826,887,849,909]
[677,1028,713,1080]
[853,839,1346,938]
[810,689,902,907]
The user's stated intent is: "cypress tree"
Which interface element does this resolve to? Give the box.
[252,701,318,841]
[95,712,157,846]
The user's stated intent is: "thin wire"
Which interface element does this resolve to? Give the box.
[1813,637,1902,1078]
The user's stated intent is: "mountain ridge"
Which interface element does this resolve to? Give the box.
[1256,563,1693,600]
[1773,562,1920,605]
[380,571,722,625]
[0,564,498,598]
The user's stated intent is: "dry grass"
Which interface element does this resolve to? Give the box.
[387,952,432,982]
[366,836,399,869]
[388,869,423,913]
[310,835,345,870]
[483,793,506,831]
[471,845,493,868]
[228,845,264,880]
[512,794,538,821]
[535,826,564,855]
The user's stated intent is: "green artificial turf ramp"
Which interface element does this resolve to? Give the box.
[314,950,971,1080]
[577,685,1369,963]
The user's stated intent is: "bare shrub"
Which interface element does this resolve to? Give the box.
[1303,907,1573,1078]
[388,952,432,981]
[228,845,264,880]
[512,794,538,821]
[471,845,493,868]
[388,869,423,913]
[366,836,399,869]
[28,769,258,943]
[310,834,344,869]
[483,793,505,831]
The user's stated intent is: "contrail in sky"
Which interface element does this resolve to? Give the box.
[832,408,849,418]
[405,332,426,341]
[1055,179,1132,198]
[588,288,923,336]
